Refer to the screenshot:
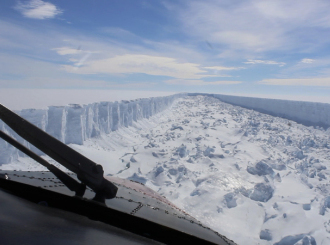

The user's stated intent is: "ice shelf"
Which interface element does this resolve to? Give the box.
[0,94,185,164]
[189,93,330,129]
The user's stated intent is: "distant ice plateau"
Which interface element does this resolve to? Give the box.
[1,93,330,245]
[190,93,330,129]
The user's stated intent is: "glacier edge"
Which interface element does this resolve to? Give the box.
[0,94,185,164]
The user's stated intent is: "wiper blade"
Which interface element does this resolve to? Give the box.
[0,130,86,197]
[0,104,117,202]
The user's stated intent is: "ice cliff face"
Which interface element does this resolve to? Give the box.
[189,93,330,129]
[0,94,184,164]
[1,93,329,165]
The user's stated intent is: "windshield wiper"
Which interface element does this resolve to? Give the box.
[0,104,118,203]
[0,130,86,197]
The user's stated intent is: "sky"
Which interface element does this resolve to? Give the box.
[1,0,330,101]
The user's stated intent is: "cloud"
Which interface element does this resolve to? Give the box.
[165,79,242,86]
[99,27,137,39]
[62,54,212,79]
[14,0,62,19]
[52,47,96,68]
[53,47,82,55]
[244,59,286,67]
[0,76,156,89]
[74,52,92,68]
[300,58,315,64]
[204,66,245,71]
[259,78,330,86]
[174,0,330,55]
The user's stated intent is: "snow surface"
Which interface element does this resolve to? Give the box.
[191,93,330,129]
[1,95,330,244]
[214,93,330,105]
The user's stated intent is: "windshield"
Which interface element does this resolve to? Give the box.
[1,1,330,245]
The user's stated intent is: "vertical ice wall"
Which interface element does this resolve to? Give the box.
[0,109,49,162]
[0,94,184,164]
[188,93,330,129]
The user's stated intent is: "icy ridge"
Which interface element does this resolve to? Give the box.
[0,94,185,164]
[189,93,330,129]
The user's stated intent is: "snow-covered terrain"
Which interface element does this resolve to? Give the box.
[191,93,330,129]
[0,93,184,164]
[1,95,330,244]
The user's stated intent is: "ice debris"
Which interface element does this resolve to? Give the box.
[250,183,274,202]
[247,161,275,176]
[259,229,272,241]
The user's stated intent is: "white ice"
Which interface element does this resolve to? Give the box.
[1,95,330,245]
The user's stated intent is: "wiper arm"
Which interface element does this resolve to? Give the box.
[0,104,118,202]
[0,130,86,197]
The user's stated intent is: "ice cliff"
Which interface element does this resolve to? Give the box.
[0,94,184,164]
[189,93,330,129]
[1,93,329,165]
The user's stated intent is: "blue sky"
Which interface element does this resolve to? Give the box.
[1,0,330,99]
